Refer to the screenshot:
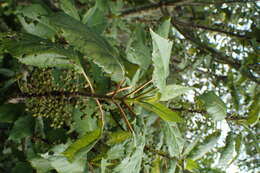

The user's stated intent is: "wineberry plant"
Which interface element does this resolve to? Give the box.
[0,0,259,173]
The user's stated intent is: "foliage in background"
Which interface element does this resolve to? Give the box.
[0,0,259,173]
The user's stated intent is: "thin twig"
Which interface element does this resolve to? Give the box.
[82,70,105,127]
[113,101,134,134]
[106,86,132,96]
[123,80,153,98]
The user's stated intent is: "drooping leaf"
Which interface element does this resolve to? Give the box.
[198,91,227,121]
[190,131,221,160]
[126,25,151,70]
[63,128,102,161]
[150,29,173,91]
[160,84,193,101]
[136,100,183,123]
[0,103,25,123]
[163,122,185,157]
[47,12,125,82]
[1,33,82,71]
[60,0,80,20]
[106,130,132,145]
[218,133,235,168]
[8,115,35,142]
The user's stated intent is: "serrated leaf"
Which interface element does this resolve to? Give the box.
[157,17,171,38]
[190,131,221,160]
[48,12,125,82]
[198,91,227,121]
[0,103,25,123]
[63,128,101,161]
[2,33,81,71]
[60,0,80,20]
[9,115,35,141]
[82,6,107,34]
[114,136,145,173]
[126,26,151,70]
[160,84,193,101]
[107,131,132,145]
[150,29,173,91]
[136,101,183,122]
[218,133,235,168]
[163,122,185,157]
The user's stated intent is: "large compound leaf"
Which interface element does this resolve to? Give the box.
[47,13,125,82]
[160,84,193,101]
[150,29,173,91]
[63,128,102,161]
[1,33,81,70]
[218,133,235,168]
[163,122,185,157]
[136,101,183,123]
[198,91,227,121]
[190,131,221,160]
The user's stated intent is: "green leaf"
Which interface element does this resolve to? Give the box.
[150,29,173,91]
[198,91,227,121]
[63,128,102,161]
[48,12,125,82]
[163,122,185,157]
[185,159,198,171]
[60,0,80,20]
[82,6,107,34]
[9,115,35,142]
[136,101,183,123]
[107,130,132,145]
[114,136,145,173]
[246,95,260,126]
[11,161,34,173]
[0,103,25,123]
[126,25,151,70]
[2,33,81,70]
[218,133,235,168]
[150,156,161,173]
[157,17,171,38]
[182,138,200,157]
[29,157,53,173]
[160,85,193,101]
[190,131,221,160]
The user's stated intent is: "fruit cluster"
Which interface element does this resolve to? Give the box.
[19,68,88,128]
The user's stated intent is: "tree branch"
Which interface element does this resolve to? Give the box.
[120,0,258,17]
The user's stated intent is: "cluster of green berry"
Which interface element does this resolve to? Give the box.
[19,68,88,128]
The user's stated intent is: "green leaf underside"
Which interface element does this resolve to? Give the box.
[160,85,193,101]
[2,33,81,70]
[48,13,125,82]
[63,128,101,161]
[190,131,221,160]
[163,122,185,157]
[218,133,236,168]
[136,101,183,122]
[198,91,227,121]
[150,29,173,91]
